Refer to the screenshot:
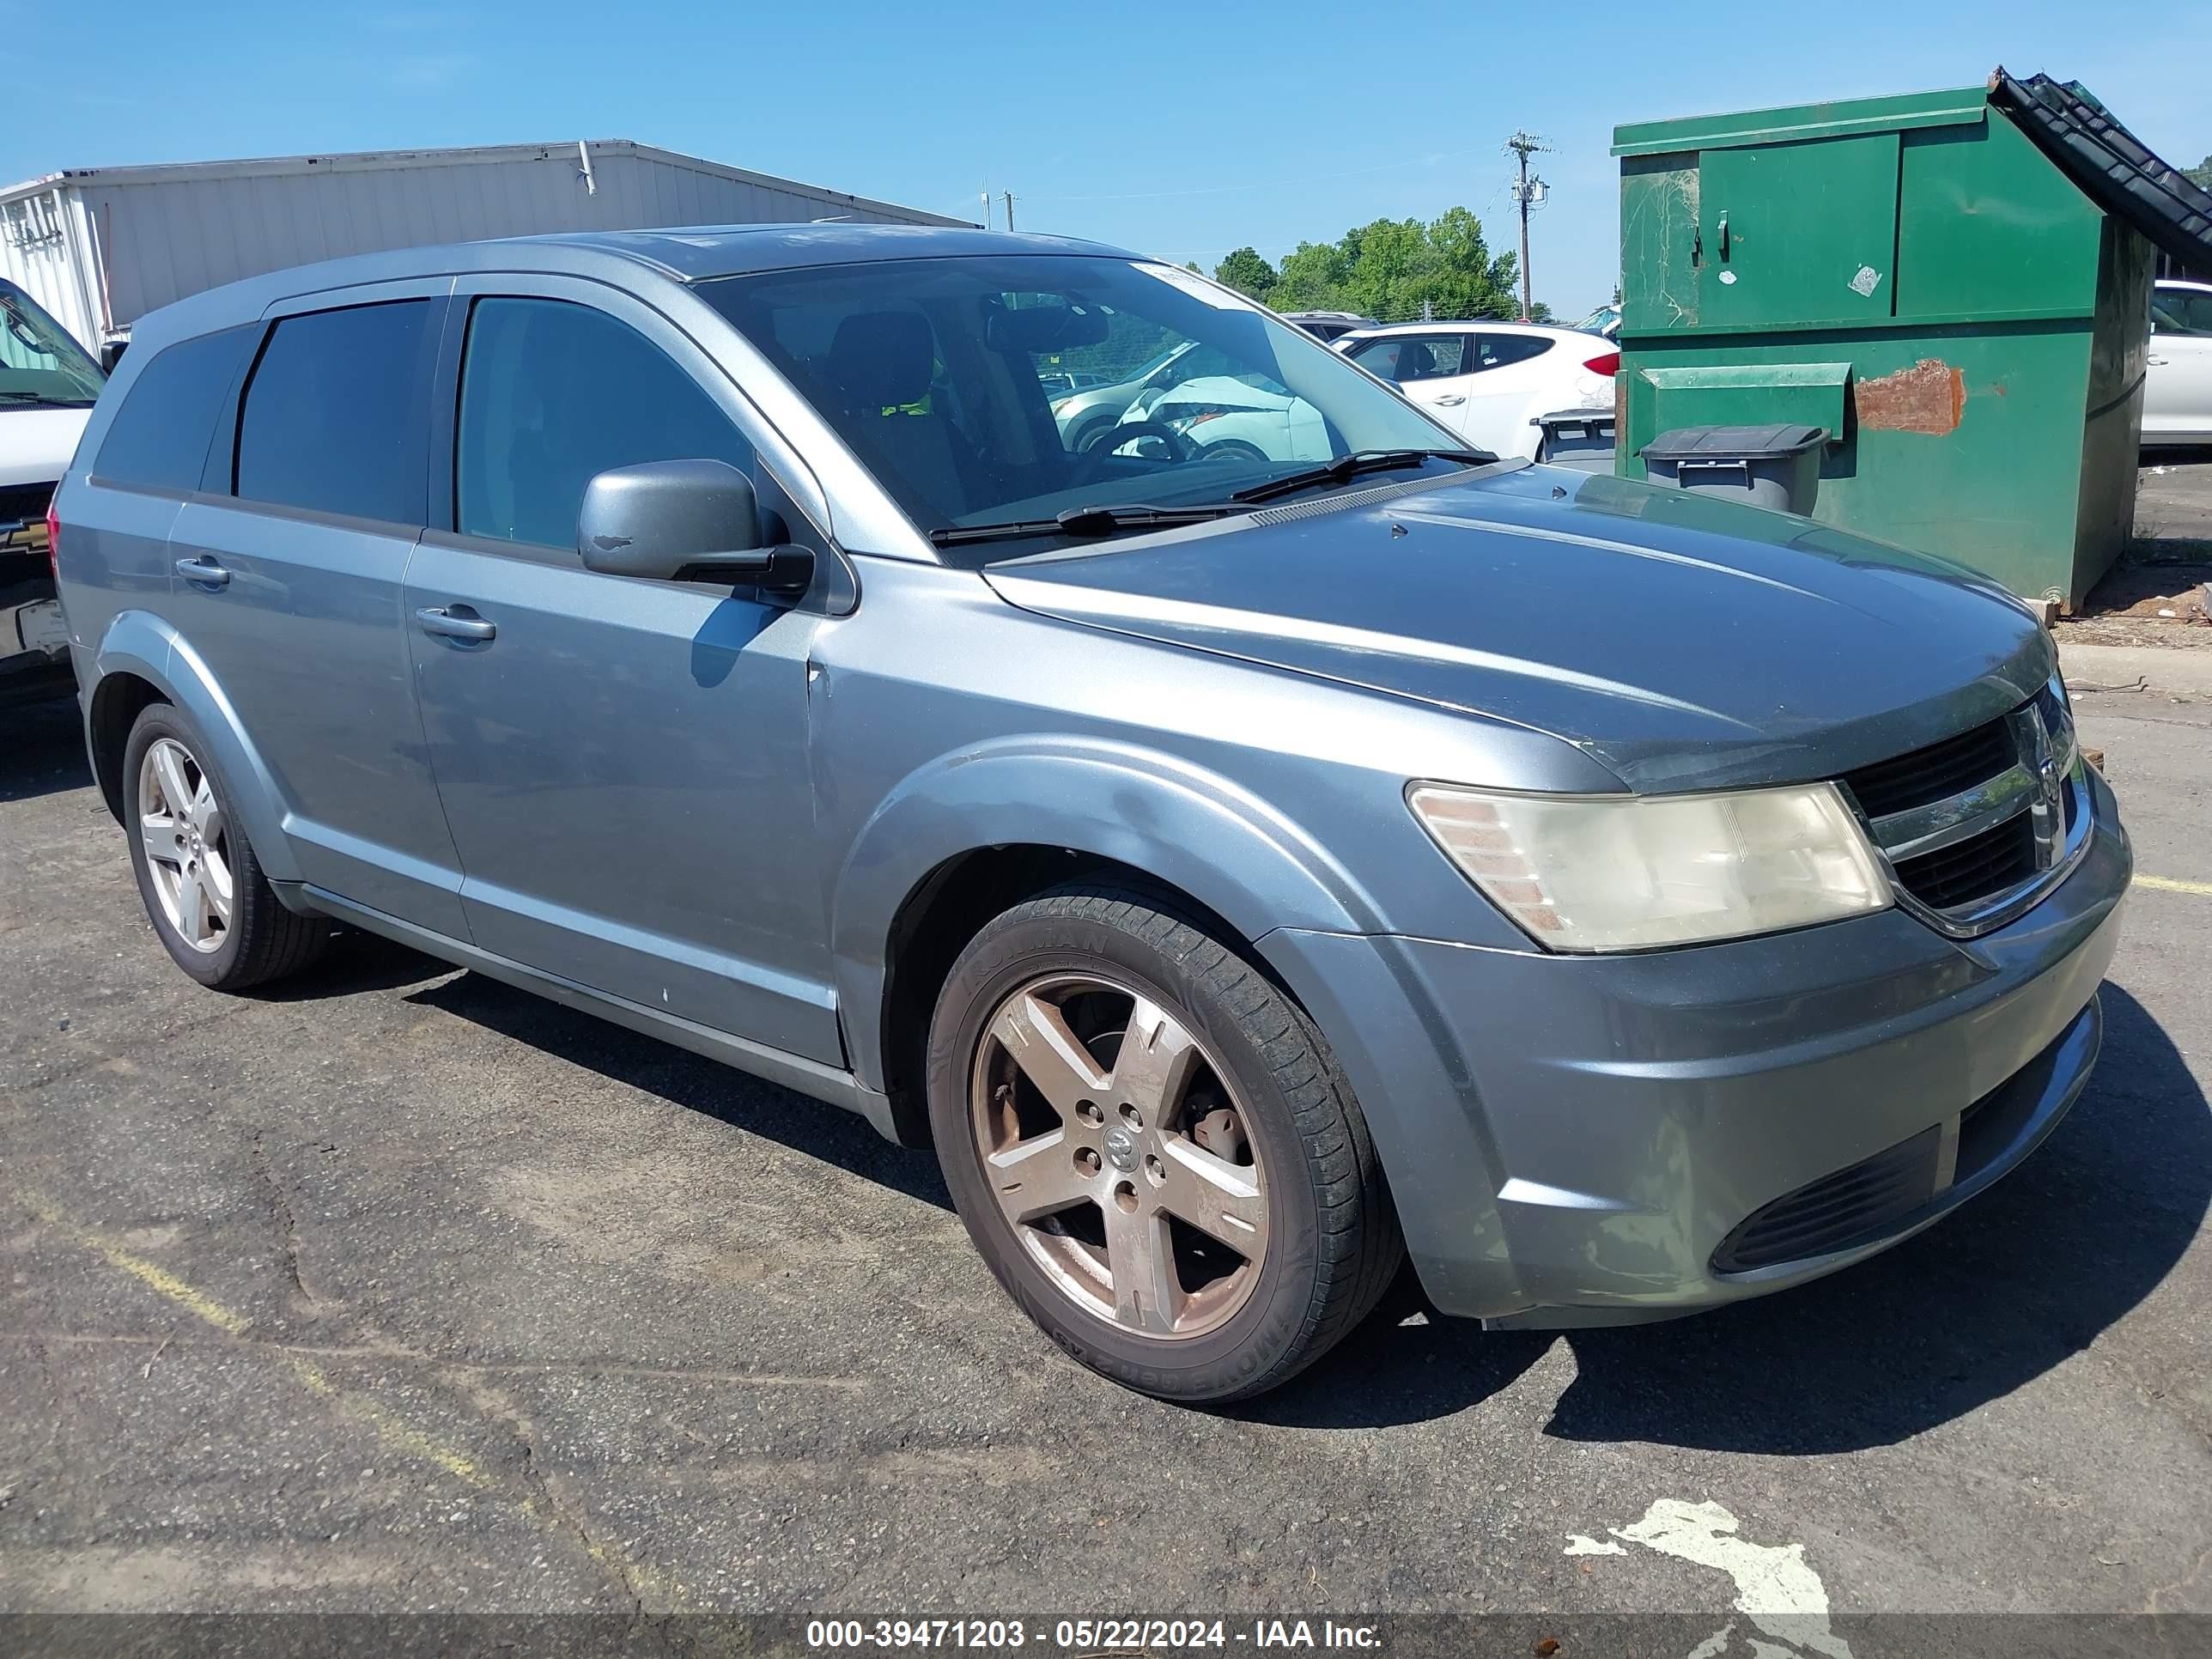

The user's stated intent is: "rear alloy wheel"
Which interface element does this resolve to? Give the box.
[137,737,234,955]
[928,883,1403,1401]
[121,703,328,991]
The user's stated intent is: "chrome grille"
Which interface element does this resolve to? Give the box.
[1844,720,2015,818]
[1842,679,2088,936]
[0,481,53,526]
[0,481,52,563]
[1890,811,2038,909]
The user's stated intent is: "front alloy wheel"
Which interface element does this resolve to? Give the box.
[972,972,1267,1339]
[928,882,1403,1402]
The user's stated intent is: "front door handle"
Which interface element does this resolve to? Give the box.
[175,555,230,588]
[415,605,496,643]
[1429,393,1466,406]
[2147,355,2169,366]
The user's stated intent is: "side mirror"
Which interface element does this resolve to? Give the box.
[576,459,814,596]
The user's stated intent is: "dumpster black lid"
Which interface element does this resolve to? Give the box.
[1989,69,2212,269]
[1643,423,1826,461]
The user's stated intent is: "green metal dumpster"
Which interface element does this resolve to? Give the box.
[1611,70,2212,607]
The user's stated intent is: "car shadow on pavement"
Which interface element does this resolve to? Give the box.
[407,969,956,1212]
[0,695,91,802]
[247,928,460,1001]
[1249,985,2207,1443]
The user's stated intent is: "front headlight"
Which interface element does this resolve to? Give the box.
[1407,781,1893,952]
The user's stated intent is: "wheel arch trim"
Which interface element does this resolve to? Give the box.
[88,611,301,884]
[831,737,1388,1095]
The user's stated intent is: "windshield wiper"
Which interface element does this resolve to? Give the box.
[927,501,1243,548]
[1226,447,1494,506]
[0,390,94,407]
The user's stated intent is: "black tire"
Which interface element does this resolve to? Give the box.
[1199,439,1267,464]
[1072,417,1120,453]
[927,881,1403,1402]
[121,702,328,991]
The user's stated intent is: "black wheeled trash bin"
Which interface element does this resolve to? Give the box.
[1640,423,1826,515]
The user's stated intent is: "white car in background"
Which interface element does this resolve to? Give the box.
[1121,374,1327,464]
[3,278,103,707]
[1336,321,1617,462]
[2146,280,2212,446]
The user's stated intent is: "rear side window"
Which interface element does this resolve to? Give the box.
[455,297,750,551]
[1475,333,1554,371]
[93,325,258,493]
[235,301,437,525]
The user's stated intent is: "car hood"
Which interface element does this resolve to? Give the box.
[0,406,92,489]
[1152,374,1299,412]
[982,463,2055,792]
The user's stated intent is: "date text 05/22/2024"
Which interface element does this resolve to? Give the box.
[805,1619,1385,1650]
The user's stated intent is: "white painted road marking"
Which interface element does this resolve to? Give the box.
[1569,1498,1854,1659]
[1564,1534,1627,1556]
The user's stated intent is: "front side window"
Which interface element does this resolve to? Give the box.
[701,255,1462,548]
[1351,335,1469,383]
[0,279,104,407]
[235,301,436,524]
[94,325,257,492]
[455,297,752,551]
[2151,288,2212,336]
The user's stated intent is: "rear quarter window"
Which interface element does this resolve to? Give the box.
[92,325,258,493]
[1476,334,1555,370]
[234,301,438,525]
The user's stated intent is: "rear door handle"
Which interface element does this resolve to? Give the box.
[1429,393,1466,406]
[174,555,230,588]
[2147,355,2168,366]
[415,605,495,643]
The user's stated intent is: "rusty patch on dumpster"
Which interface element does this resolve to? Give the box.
[1856,358,1966,434]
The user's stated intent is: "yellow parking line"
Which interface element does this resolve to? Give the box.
[2136,874,2212,897]
[15,1188,681,1607]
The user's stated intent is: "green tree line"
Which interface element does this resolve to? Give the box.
[1210,208,1548,323]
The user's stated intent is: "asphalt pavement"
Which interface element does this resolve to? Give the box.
[3,647,2208,1633]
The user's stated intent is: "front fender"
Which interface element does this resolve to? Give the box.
[830,735,1387,1093]
[92,610,300,884]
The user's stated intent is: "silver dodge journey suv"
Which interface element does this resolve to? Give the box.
[52,227,2130,1401]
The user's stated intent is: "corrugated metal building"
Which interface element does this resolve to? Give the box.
[0,139,970,356]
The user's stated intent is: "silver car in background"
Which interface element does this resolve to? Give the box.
[52,228,2129,1402]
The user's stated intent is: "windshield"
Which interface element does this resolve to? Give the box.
[0,281,103,406]
[700,255,1473,550]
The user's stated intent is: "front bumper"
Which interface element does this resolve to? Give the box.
[1262,766,2131,1323]
[1,575,73,709]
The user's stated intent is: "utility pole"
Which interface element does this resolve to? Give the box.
[1003,191,1017,232]
[1505,131,1551,321]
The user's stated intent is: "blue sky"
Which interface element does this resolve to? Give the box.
[9,0,2207,319]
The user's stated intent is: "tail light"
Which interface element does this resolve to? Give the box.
[1582,350,1620,377]
[45,497,60,580]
